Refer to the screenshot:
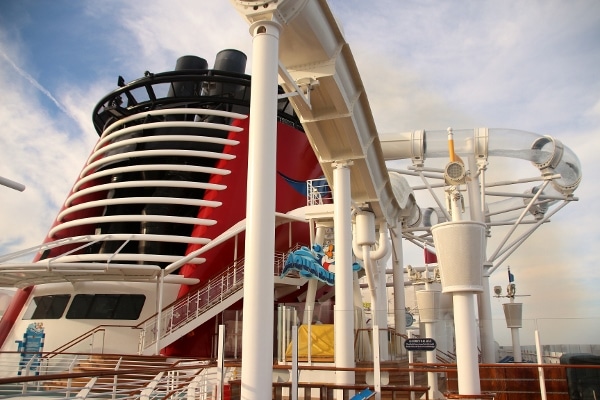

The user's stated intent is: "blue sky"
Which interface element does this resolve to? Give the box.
[0,0,599,344]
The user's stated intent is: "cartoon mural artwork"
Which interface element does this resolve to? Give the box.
[16,323,45,376]
[281,244,361,285]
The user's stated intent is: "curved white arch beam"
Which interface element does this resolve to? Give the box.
[233,0,403,226]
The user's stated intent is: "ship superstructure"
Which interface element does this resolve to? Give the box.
[0,1,589,399]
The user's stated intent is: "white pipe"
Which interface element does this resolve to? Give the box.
[361,245,377,310]
[370,224,389,260]
[468,151,496,364]
[356,218,390,363]
[390,226,407,337]
[240,19,281,400]
[352,271,371,360]
[0,176,25,192]
[333,161,355,388]
[373,325,382,400]
[374,259,389,361]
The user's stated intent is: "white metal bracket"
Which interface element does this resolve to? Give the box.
[277,62,319,110]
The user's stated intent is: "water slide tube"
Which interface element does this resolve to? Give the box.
[380,128,581,196]
[380,129,581,228]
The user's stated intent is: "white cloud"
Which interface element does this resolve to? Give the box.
[86,0,253,77]
[0,31,94,256]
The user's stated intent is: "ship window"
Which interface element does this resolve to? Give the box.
[66,294,145,320]
[23,295,71,319]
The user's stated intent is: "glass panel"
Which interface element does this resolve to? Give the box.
[23,295,70,319]
[66,294,146,320]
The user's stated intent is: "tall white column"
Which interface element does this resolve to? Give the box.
[431,195,484,397]
[241,19,281,400]
[416,287,444,399]
[453,292,481,395]
[333,161,355,391]
[503,301,523,363]
[511,328,522,363]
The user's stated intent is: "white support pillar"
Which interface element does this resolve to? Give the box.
[240,19,281,400]
[511,328,522,363]
[468,152,495,364]
[416,287,444,400]
[453,293,481,394]
[303,226,326,325]
[303,280,318,325]
[391,226,407,338]
[503,301,523,363]
[333,161,355,391]
[479,271,496,363]
[375,259,389,361]
[431,197,484,397]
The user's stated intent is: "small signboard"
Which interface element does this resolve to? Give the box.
[404,338,436,351]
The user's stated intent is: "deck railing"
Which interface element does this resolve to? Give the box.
[1,349,599,399]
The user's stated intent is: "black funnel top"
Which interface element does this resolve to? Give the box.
[174,55,208,71]
[213,49,247,74]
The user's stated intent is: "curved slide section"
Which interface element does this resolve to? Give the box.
[233,0,403,226]
[380,128,581,195]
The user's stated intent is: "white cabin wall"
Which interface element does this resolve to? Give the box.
[2,281,179,355]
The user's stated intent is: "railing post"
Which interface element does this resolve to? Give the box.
[233,260,238,285]
[291,327,298,400]
[155,269,165,355]
[207,279,211,306]
[408,331,415,400]
[217,324,225,400]
[277,305,283,363]
[235,310,240,359]
[535,330,548,400]
[196,291,201,318]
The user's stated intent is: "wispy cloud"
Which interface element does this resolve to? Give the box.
[0,50,76,122]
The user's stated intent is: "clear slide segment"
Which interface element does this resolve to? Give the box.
[380,128,581,195]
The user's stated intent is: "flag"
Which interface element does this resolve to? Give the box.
[508,268,515,283]
[424,248,437,264]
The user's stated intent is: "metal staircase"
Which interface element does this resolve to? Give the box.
[138,247,302,355]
